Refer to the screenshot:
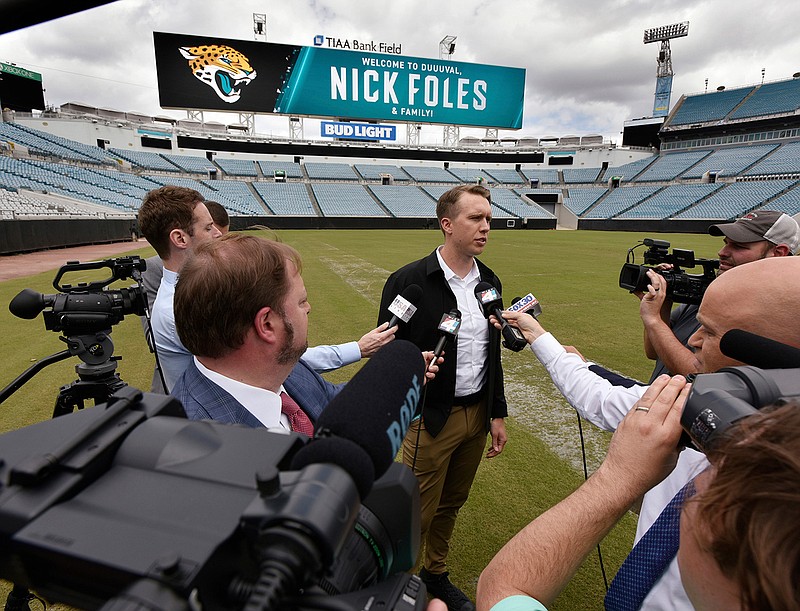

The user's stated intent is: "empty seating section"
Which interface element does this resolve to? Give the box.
[252,182,315,215]
[682,144,777,179]
[354,164,410,182]
[401,165,460,183]
[484,168,525,184]
[303,162,359,181]
[730,79,800,120]
[755,187,800,216]
[446,167,496,184]
[632,150,712,182]
[160,153,217,174]
[562,188,607,215]
[669,87,754,125]
[311,183,387,217]
[520,168,559,184]
[562,167,601,183]
[213,158,258,177]
[583,185,662,218]
[675,180,797,219]
[0,156,142,211]
[109,148,180,172]
[0,123,112,164]
[618,184,723,219]
[607,157,657,182]
[257,161,303,179]
[744,141,800,176]
[490,189,553,218]
[369,185,436,217]
[0,189,126,218]
[201,180,266,215]
[421,186,512,218]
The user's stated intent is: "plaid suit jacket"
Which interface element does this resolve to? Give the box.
[172,359,341,427]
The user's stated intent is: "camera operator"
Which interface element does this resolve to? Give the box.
[490,256,800,610]
[476,382,800,611]
[640,210,799,382]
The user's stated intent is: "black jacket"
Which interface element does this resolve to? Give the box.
[378,250,507,437]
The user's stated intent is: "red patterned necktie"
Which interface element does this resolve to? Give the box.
[280,391,314,436]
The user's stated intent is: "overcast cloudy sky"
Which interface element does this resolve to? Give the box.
[0,0,798,144]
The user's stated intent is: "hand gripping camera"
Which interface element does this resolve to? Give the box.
[619,238,719,305]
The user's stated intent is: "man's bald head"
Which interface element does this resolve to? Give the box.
[689,257,800,372]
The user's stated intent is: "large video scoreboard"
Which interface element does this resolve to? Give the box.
[0,63,45,112]
[154,32,525,130]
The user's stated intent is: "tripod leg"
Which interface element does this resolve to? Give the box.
[4,584,33,611]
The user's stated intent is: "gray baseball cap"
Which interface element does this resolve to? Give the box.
[709,210,800,254]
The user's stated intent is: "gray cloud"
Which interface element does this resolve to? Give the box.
[0,0,797,143]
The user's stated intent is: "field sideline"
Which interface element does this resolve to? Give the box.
[0,228,721,609]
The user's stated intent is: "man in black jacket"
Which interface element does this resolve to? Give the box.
[378,184,508,611]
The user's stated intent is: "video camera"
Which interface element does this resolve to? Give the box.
[619,238,719,305]
[9,256,147,336]
[680,331,800,453]
[2,256,149,414]
[0,388,425,610]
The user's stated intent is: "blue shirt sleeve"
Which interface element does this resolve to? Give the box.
[301,341,361,373]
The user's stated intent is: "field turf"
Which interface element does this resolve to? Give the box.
[0,228,721,609]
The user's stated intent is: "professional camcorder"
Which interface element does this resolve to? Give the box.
[680,330,800,453]
[0,340,429,611]
[619,238,719,305]
[9,255,147,335]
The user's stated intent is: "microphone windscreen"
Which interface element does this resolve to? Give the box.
[290,437,375,499]
[314,340,425,480]
[401,283,423,305]
[720,329,800,369]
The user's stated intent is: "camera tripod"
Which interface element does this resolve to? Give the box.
[0,330,127,418]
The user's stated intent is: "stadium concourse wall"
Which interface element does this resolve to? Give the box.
[0,216,556,255]
[0,218,138,255]
[577,218,714,233]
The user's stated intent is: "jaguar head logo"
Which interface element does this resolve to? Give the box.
[179,44,257,103]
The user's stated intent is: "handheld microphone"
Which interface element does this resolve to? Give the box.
[290,340,425,498]
[386,284,423,328]
[509,293,542,319]
[474,282,527,352]
[720,329,800,369]
[432,309,462,362]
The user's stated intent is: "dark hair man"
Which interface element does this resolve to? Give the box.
[203,199,230,234]
[491,256,800,609]
[639,210,799,381]
[138,186,222,391]
[378,184,508,611]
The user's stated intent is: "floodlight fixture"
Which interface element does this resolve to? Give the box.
[439,35,457,59]
[643,21,689,44]
[253,13,267,41]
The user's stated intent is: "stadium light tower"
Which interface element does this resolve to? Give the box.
[439,35,459,147]
[643,21,688,117]
[253,14,267,41]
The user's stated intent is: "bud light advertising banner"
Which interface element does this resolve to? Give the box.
[154,32,525,129]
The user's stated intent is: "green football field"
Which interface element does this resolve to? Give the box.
[0,228,721,609]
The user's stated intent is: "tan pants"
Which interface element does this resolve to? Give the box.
[402,399,487,574]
